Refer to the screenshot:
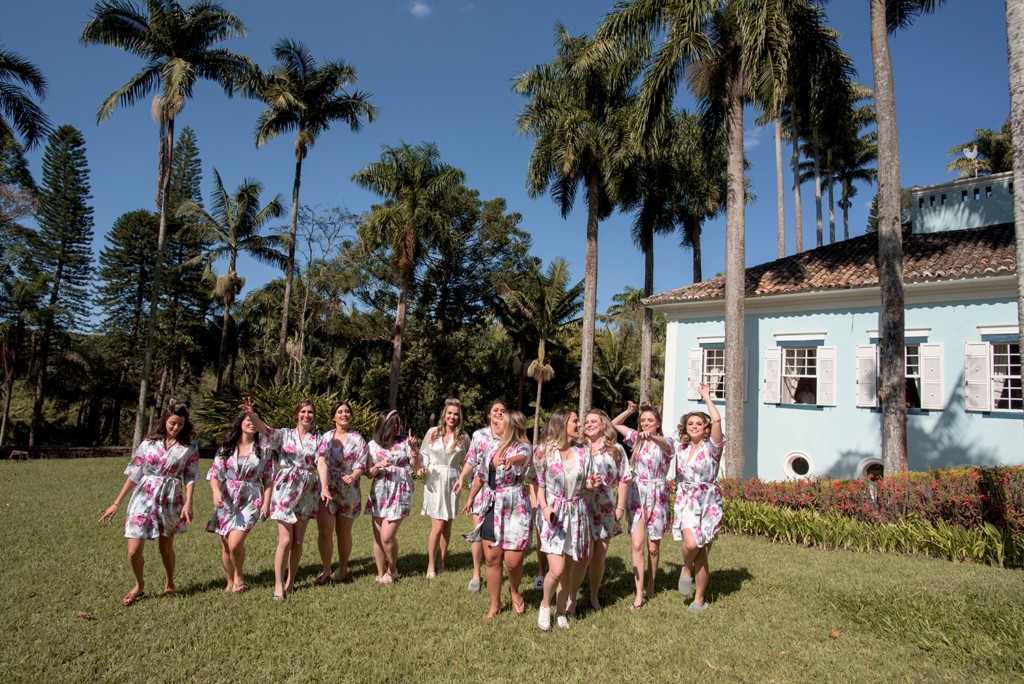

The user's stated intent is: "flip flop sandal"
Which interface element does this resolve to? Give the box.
[121,589,145,606]
[627,599,646,612]
[314,573,331,585]
[232,582,246,593]
[512,594,526,615]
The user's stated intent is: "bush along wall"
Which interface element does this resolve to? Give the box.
[718,467,1024,568]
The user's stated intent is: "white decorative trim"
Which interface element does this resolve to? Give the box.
[783,451,814,480]
[977,324,1020,336]
[773,332,827,342]
[866,327,932,338]
[856,457,884,482]
[909,170,1013,197]
[653,275,1016,319]
[696,335,725,344]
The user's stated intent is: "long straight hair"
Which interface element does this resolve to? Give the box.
[586,409,621,467]
[494,410,529,464]
[630,404,664,459]
[372,410,402,447]
[146,399,194,445]
[540,408,575,463]
[219,408,261,455]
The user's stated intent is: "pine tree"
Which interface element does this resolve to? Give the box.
[28,124,94,444]
[95,210,158,443]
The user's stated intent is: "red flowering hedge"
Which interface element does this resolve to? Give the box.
[719,466,1024,535]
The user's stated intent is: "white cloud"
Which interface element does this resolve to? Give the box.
[743,125,768,152]
[409,2,431,18]
[459,3,475,12]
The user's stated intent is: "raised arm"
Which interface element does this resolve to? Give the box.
[611,401,637,439]
[698,382,723,444]
[238,397,271,437]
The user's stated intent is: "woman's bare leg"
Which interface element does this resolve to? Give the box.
[157,535,176,594]
[505,549,525,610]
[274,521,293,596]
[226,530,248,587]
[630,520,647,607]
[315,506,336,579]
[484,544,504,619]
[439,520,452,571]
[646,537,661,600]
[589,538,609,608]
[335,515,355,581]
[220,536,235,591]
[555,557,577,616]
[379,518,403,577]
[125,538,146,601]
[286,519,308,592]
[370,517,386,579]
[427,517,444,575]
[541,553,563,609]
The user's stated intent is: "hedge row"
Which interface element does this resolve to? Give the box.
[722,500,1024,567]
[719,467,1024,536]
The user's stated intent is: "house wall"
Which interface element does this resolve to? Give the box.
[663,286,1021,481]
[911,171,1013,233]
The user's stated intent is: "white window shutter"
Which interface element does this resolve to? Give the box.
[818,346,837,406]
[763,347,781,404]
[920,343,944,410]
[687,348,702,400]
[743,347,750,402]
[855,344,878,408]
[964,342,991,412]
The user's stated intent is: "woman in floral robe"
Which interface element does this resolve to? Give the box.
[365,410,420,582]
[580,409,630,611]
[239,398,320,599]
[314,401,370,584]
[612,401,675,611]
[100,400,199,606]
[453,399,506,591]
[205,409,275,592]
[535,409,599,631]
[463,410,534,620]
[669,382,725,613]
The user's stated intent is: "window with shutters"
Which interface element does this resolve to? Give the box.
[783,348,817,404]
[688,346,749,402]
[905,344,921,409]
[702,348,725,399]
[992,342,1022,411]
[857,342,943,410]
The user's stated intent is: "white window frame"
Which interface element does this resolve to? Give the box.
[764,345,836,407]
[783,451,814,479]
[965,336,1021,413]
[856,342,944,410]
[991,341,1022,412]
[687,346,748,403]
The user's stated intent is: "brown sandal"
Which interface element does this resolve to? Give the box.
[121,589,145,606]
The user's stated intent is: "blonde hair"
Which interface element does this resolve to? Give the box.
[430,398,466,449]
[676,411,712,445]
[540,408,576,463]
[630,403,663,458]
[585,409,621,466]
[494,410,529,464]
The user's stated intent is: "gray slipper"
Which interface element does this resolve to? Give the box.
[467,579,481,592]
[678,570,692,596]
[687,600,707,613]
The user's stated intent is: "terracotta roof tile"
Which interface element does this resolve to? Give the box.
[645,223,1017,306]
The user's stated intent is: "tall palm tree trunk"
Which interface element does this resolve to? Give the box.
[843,178,851,240]
[723,80,746,480]
[871,0,907,474]
[685,216,702,283]
[517,339,527,412]
[775,117,786,258]
[827,159,836,244]
[640,232,653,405]
[389,262,412,410]
[813,127,823,248]
[532,339,547,447]
[276,142,304,384]
[133,116,175,451]
[578,173,600,418]
[792,115,804,253]
[1005,0,1024,434]
[217,292,231,393]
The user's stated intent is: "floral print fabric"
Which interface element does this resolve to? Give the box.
[584,443,631,540]
[669,437,726,547]
[267,427,321,524]
[420,428,469,521]
[317,428,370,518]
[464,442,536,550]
[537,443,594,560]
[465,426,501,513]
[123,439,200,539]
[623,429,675,541]
[205,435,275,536]
[364,437,415,521]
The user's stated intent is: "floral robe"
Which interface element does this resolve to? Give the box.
[464,442,535,550]
[205,436,275,536]
[123,439,200,539]
[537,443,594,560]
[623,429,675,541]
[364,437,415,521]
[584,443,631,540]
[669,437,725,547]
[465,426,501,513]
[420,428,469,521]
[267,427,321,524]
[317,429,370,518]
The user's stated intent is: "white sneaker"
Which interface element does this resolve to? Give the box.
[538,605,551,631]
[534,575,545,590]
[556,614,570,629]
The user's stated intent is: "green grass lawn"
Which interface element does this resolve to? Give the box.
[1,458,1022,683]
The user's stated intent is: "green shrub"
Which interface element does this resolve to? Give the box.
[192,383,379,444]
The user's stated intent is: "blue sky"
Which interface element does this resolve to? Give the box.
[3,1,1014,317]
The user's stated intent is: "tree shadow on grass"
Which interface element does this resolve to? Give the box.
[704,567,754,602]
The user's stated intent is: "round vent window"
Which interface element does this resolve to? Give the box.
[784,451,813,479]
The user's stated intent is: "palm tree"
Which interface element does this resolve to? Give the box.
[0,44,51,150]
[1005,0,1024,438]
[351,141,465,409]
[597,0,787,478]
[512,21,640,420]
[177,170,287,392]
[254,38,378,384]
[80,0,254,448]
[945,117,1013,178]
[871,0,946,474]
[834,132,878,240]
[498,258,584,446]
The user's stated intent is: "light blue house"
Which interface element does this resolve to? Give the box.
[646,179,1020,482]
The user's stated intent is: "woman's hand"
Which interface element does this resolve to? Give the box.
[416,467,426,477]
[453,479,464,496]
[615,505,625,521]
[697,382,712,401]
[212,490,224,509]
[341,474,354,486]
[586,473,601,490]
[460,499,473,517]
[182,502,194,525]
[626,400,637,414]
[99,503,118,524]
[259,501,271,521]
[407,430,418,454]
[320,488,332,504]
[238,396,255,414]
